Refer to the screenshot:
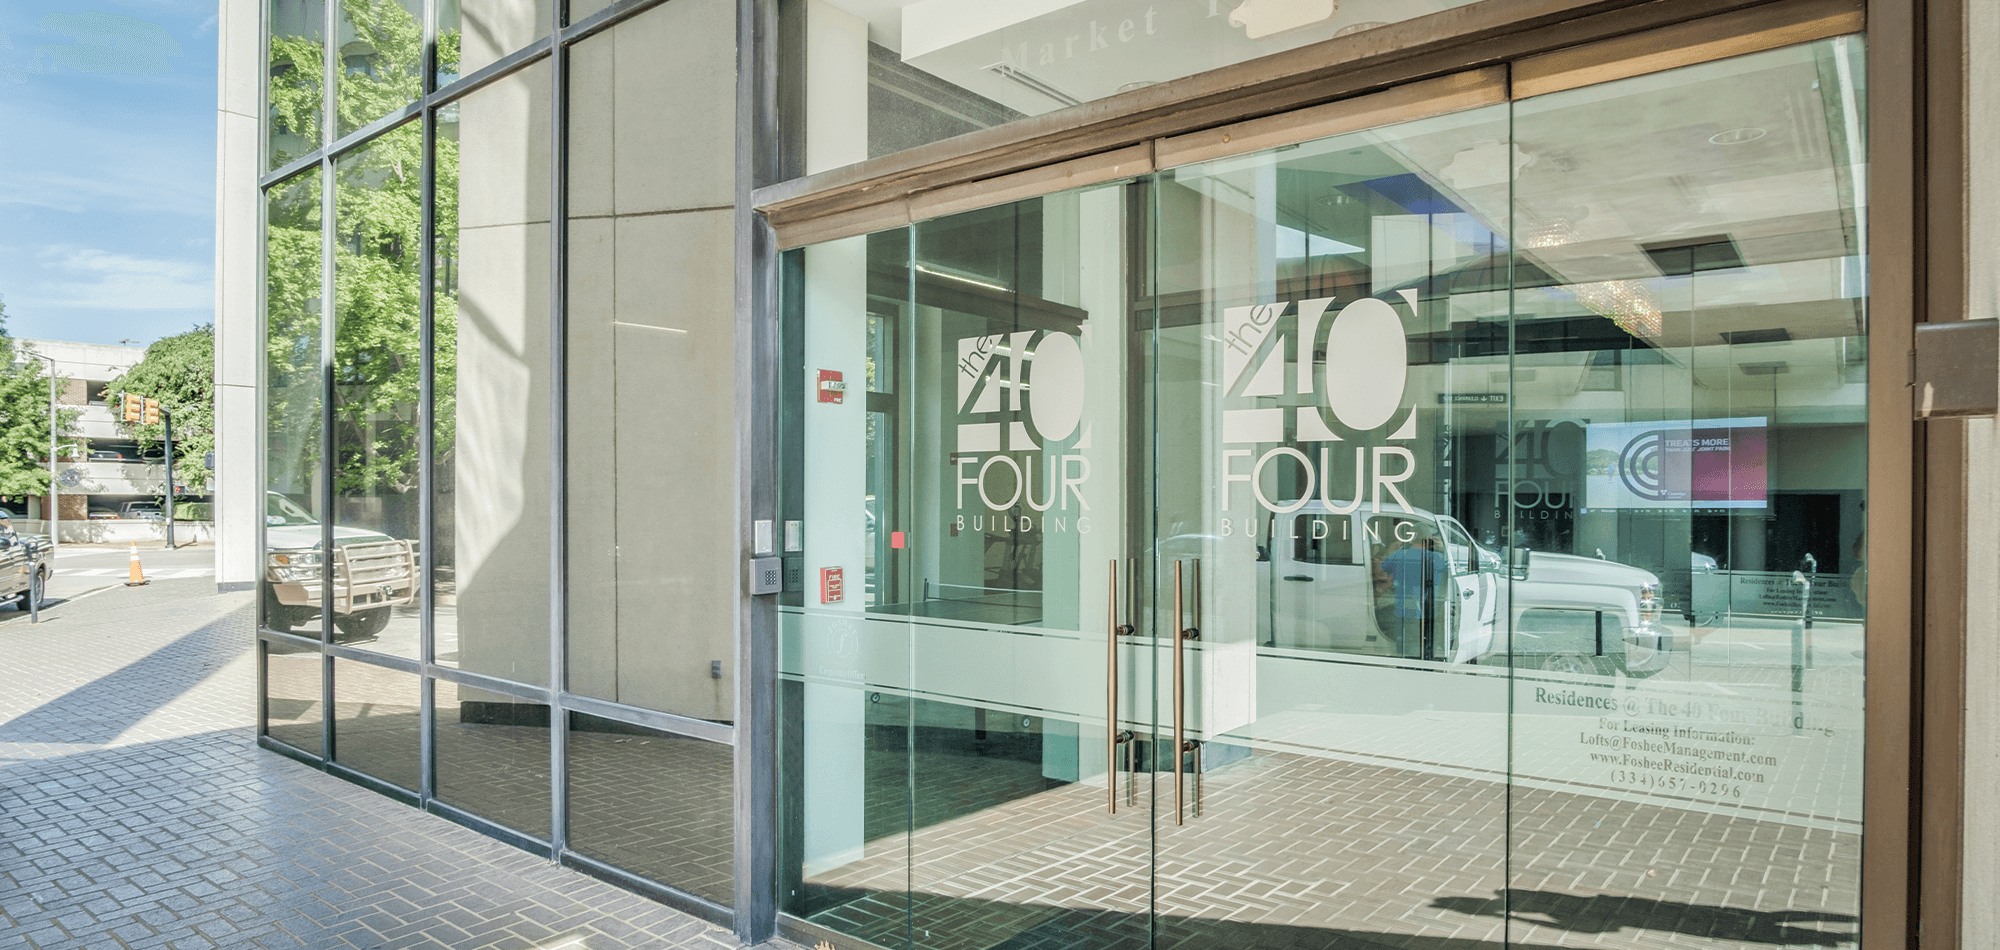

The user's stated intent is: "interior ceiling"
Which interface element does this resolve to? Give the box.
[1305,44,1864,359]
[822,0,1482,112]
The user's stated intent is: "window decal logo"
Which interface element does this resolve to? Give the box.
[1221,290,1421,515]
[954,330,1092,525]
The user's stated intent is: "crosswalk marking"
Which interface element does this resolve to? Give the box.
[57,567,215,578]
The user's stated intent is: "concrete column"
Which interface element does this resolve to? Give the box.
[214,0,262,590]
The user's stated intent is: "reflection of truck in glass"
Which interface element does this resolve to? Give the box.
[1258,502,1669,676]
[263,491,416,639]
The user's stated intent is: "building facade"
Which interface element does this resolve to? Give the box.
[215,0,2000,947]
[14,338,201,536]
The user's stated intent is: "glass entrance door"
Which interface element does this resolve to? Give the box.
[782,34,1870,950]
[1136,36,1869,950]
[782,185,1160,950]
[1144,100,1516,950]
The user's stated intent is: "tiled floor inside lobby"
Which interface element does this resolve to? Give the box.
[0,579,783,950]
[795,731,1859,950]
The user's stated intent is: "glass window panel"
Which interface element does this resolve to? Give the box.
[904,194,1151,949]
[793,0,1504,174]
[336,0,423,138]
[264,168,327,639]
[564,1,737,718]
[434,678,551,838]
[331,658,421,790]
[1505,38,1867,948]
[567,0,613,26]
[1152,102,1516,948]
[268,0,326,170]
[437,0,553,88]
[776,232,916,947]
[566,713,734,903]
[332,123,423,658]
[263,640,324,755]
[434,60,553,684]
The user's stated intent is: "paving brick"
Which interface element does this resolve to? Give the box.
[0,580,797,950]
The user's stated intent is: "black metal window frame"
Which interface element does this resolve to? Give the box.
[252,0,752,936]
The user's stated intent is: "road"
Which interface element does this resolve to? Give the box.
[44,543,217,605]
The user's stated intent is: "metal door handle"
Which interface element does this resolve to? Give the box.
[1282,575,1313,582]
[1107,559,1133,813]
[1173,559,1201,825]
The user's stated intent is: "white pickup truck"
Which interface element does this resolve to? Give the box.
[1255,501,1671,676]
[262,491,417,639]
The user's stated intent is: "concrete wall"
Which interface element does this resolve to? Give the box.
[449,57,555,686]
[563,0,739,721]
[214,0,262,591]
[1964,0,2000,941]
[17,338,143,384]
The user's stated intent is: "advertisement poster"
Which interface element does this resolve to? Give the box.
[1585,417,1768,509]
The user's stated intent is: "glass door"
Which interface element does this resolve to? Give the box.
[1144,101,1516,950]
[1135,36,1870,950]
[784,35,1870,950]
[782,184,1159,950]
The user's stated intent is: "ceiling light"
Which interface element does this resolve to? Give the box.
[915,264,1008,293]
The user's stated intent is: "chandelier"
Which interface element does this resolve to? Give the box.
[1523,217,1664,339]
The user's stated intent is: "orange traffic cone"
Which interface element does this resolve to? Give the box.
[125,542,149,587]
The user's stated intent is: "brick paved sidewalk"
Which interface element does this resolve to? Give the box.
[0,580,796,950]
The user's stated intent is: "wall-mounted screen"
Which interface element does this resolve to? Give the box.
[1584,417,1768,509]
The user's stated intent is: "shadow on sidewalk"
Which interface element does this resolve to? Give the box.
[0,605,249,746]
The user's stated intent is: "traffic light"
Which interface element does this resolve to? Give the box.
[121,393,143,423]
[142,398,161,426]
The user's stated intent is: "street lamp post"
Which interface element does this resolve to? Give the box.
[36,356,58,561]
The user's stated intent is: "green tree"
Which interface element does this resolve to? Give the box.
[265,169,322,504]
[108,325,216,493]
[264,0,437,533]
[0,301,79,497]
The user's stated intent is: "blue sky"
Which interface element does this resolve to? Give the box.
[0,1,217,348]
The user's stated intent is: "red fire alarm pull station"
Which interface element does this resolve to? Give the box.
[817,370,846,404]
[820,567,844,603]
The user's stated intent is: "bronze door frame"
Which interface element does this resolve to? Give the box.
[755,1,1969,946]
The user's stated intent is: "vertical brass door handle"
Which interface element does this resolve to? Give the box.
[1108,559,1132,813]
[1173,560,1200,825]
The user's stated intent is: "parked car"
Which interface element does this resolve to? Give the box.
[263,491,417,639]
[88,450,130,462]
[119,502,164,521]
[86,507,120,520]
